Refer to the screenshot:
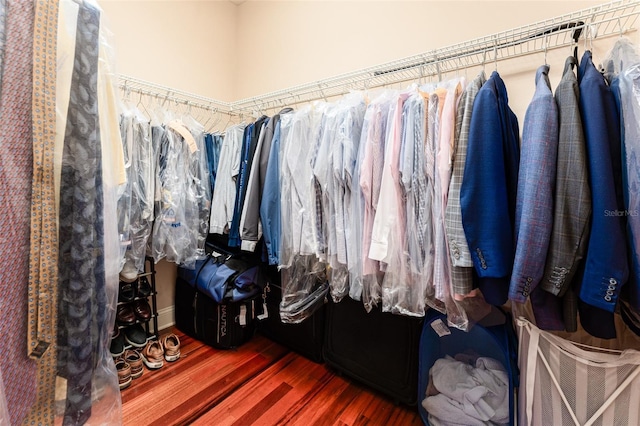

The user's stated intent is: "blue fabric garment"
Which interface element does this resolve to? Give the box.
[577,51,628,312]
[576,50,628,339]
[229,117,269,247]
[205,133,222,194]
[228,124,254,247]
[509,65,558,303]
[260,121,282,265]
[460,71,520,306]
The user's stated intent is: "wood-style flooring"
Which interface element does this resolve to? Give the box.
[121,327,423,425]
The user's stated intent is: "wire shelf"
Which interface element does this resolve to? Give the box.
[118,0,640,116]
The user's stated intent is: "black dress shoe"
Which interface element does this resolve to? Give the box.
[110,328,125,358]
[137,276,152,298]
[117,304,136,326]
[118,281,136,303]
[124,324,148,348]
[133,299,152,321]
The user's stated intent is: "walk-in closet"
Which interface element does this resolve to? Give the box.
[3,1,640,425]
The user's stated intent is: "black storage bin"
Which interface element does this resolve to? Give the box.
[322,296,423,405]
[174,276,197,337]
[257,269,325,363]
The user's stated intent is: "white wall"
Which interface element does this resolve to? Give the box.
[100,0,238,101]
[98,0,639,326]
[234,1,624,121]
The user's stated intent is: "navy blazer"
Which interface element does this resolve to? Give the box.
[577,51,629,338]
[460,71,520,305]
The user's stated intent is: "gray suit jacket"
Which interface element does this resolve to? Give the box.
[541,57,591,296]
[535,57,591,331]
[445,72,485,296]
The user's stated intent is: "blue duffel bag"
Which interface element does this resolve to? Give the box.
[177,254,264,303]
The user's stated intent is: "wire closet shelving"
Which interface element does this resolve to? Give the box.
[119,0,640,117]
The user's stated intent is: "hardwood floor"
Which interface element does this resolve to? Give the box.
[121,327,423,425]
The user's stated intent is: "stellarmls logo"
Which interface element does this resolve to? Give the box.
[604,209,639,217]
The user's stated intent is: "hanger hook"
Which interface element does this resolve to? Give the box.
[482,49,487,72]
[544,34,548,66]
[493,40,498,71]
[618,17,623,37]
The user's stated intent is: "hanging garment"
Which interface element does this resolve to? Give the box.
[280,105,322,267]
[446,72,486,298]
[241,108,292,253]
[359,92,393,286]
[537,56,590,332]
[517,317,640,426]
[401,91,431,279]
[369,91,415,314]
[576,50,628,339]
[620,53,640,326]
[229,116,268,247]
[204,133,222,194]
[151,123,201,267]
[375,88,435,317]
[314,102,341,295]
[0,0,37,423]
[308,102,331,263]
[432,80,464,307]
[349,95,390,303]
[369,92,409,265]
[424,91,440,308]
[209,123,246,235]
[118,109,154,278]
[460,71,520,306]
[509,65,558,307]
[188,120,212,260]
[260,119,285,265]
[279,104,329,323]
[600,38,640,335]
[56,1,127,423]
[314,95,366,302]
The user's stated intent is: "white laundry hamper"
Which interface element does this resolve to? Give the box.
[517,317,640,426]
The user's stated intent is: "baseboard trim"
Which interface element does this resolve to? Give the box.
[157,306,175,332]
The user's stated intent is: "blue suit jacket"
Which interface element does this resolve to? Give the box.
[509,65,558,303]
[577,51,629,338]
[460,71,520,305]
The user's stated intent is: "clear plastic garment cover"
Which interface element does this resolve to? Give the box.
[275,85,489,327]
[55,0,124,422]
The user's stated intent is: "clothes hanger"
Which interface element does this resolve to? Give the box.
[135,91,151,121]
[482,49,487,74]
[493,41,498,72]
[544,34,549,66]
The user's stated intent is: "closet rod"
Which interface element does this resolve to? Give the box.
[118,74,234,115]
[117,0,640,117]
[231,0,640,113]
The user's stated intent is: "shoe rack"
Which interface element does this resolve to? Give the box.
[112,257,159,354]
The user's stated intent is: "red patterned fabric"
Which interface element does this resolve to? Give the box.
[0,1,37,424]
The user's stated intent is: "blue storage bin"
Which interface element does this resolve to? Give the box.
[417,311,519,426]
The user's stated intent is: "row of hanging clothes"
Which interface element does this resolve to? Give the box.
[207,37,640,337]
[116,96,225,279]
